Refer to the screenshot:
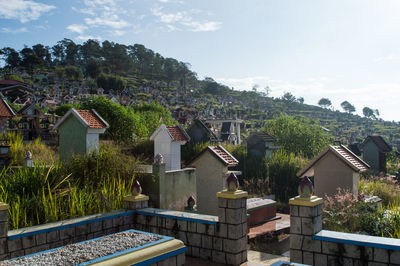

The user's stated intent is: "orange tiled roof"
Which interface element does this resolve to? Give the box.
[166,126,189,141]
[0,98,14,117]
[76,110,107,129]
[331,145,369,172]
[209,146,239,166]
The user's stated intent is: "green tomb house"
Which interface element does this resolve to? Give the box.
[54,108,109,161]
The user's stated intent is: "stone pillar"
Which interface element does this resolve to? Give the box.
[236,122,240,145]
[289,177,323,265]
[123,180,149,210]
[0,202,9,256]
[152,160,166,209]
[215,173,248,265]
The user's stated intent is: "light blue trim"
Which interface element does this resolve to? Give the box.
[313,230,400,250]
[271,260,307,266]
[8,210,135,240]
[135,210,217,225]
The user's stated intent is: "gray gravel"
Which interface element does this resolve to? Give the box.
[1,231,163,266]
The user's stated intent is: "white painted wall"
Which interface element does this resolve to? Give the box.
[170,142,182,170]
[86,133,99,154]
[154,130,173,170]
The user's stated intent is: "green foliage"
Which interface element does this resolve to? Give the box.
[341,100,356,113]
[80,96,137,143]
[64,66,83,81]
[263,114,332,158]
[2,132,56,165]
[318,98,332,108]
[96,73,126,93]
[8,74,24,83]
[182,142,210,165]
[0,141,139,229]
[359,176,400,206]
[54,103,76,116]
[323,188,400,238]
[267,150,306,203]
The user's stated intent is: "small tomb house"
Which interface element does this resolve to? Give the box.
[297,144,369,198]
[361,136,392,173]
[54,109,109,161]
[187,145,239,215]
[150,124,189,171]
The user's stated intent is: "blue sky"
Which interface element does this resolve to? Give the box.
[0,0,399,122]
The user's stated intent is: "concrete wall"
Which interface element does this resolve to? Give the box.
[58,115,86,161]
[161,168,196,210]
[363,140,380,172]
[314,152,357,197]
[191,152,227,216]
[139,164,196,211]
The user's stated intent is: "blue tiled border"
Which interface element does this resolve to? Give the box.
[10,229,186,265]
[313,230,400,250]
[8,210,135,240]
[136,210,217,225]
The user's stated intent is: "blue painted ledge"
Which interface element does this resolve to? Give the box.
[313,230,400,250]
[270,261,308,266]
[136,208,218,225]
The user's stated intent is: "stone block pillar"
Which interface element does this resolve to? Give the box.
[216,188,248,265]
[289,177,323,265]
[123,180,149,210]
[0,203,9,256]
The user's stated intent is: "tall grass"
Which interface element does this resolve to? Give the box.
[0,137,140,230]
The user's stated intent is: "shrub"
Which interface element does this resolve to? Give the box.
[358,176,400,206]
[267,150,306,203]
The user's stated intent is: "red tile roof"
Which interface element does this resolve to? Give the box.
[331,145,369,172]
[0,80,27,86]
[187,145,239,167]
[166,126,189,141]
[209,146,239,166]
[297,144,369,177]
[76,110,108,129]
[0,98,14,117]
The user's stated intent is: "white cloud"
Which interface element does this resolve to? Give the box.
[112,30,126,36]
[182,21,221,32]
[75,35,102,41]
[67,24,88,34]
[374,54,395,63]
[151,6,221,32]
[1,27,28,33]
[85,16,130,29]
[0,0,55,23]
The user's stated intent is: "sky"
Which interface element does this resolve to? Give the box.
[0,0,399,122]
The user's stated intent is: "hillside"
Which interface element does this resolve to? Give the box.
[1,39,399,149]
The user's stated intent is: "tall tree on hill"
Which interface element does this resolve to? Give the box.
[281,92,296,103]
[341,101,356,114]
[363,107,375,119]
[164,57,178,88]
[20,47,42,71]
[52,43,65,65]
[318,98,332,109]
[1,47,21,68]
[80,39,102,63]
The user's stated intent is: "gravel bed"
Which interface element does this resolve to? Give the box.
[1,231,163,266]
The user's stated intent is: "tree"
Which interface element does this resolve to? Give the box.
[318,98,332,108]
[341,101,356,114]
[297,97,304,104]
[96,73,126,93]
[85,59,102,79]
[1,47,21,68]
[362,107,375,119]
[20,47,42,70]
[263,114,332,158]
[281,92,296,103]
[64,66,83,81]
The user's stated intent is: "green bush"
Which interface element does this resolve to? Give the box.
[267,150,306,203]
